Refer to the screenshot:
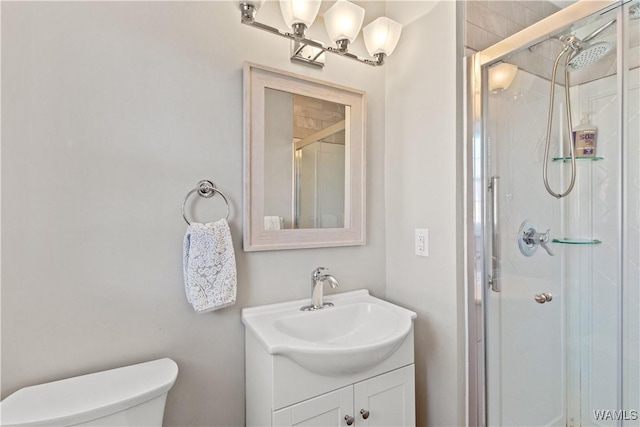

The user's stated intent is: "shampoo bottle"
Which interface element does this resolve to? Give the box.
[573,113,597,157]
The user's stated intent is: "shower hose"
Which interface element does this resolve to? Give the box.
[543,46,577,199]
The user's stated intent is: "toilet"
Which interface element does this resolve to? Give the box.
[0,358,178,426]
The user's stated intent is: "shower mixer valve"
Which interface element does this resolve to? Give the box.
[522,228,554,256]
[518,220,554,257]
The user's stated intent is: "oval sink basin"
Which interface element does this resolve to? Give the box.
[274,303,398,345]
[242,290,416,376]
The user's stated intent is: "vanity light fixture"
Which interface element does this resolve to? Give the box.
[238,0,402,68]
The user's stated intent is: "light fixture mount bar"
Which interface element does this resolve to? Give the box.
[239,3,383,67]
[291,40,326,68]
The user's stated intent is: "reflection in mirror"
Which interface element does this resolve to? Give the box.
[294,94,347,230]
[244,62,365,251]
[264,89,348,230]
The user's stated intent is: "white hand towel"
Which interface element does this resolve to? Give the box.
[183,219,237,313]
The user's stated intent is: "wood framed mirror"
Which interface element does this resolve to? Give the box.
[243,62,366,251]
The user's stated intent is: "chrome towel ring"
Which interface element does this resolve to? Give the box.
[182,180,230,225]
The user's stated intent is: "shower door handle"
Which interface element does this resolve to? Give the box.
[488,176,501,292]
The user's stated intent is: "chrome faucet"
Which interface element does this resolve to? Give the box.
[301,267,340,311]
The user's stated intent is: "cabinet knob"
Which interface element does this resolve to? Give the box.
[345,415,355,425]
[360,409,370,419]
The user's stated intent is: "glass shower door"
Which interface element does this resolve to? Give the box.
[481,5,628,426]
[484,59,566,426]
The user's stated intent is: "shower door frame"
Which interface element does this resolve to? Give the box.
[465,1,623,425]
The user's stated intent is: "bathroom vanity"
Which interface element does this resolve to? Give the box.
[242,290,416,426]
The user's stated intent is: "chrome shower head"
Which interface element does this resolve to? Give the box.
[559,17,615,72]
[566,42,612,71]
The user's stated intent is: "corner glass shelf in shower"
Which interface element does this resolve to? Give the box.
[552,238,602,245]
[552,156,604,162]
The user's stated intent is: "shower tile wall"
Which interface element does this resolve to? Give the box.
[569,73,621,427]
[467,2,640,85]
[625,32,640,418]
[568,67,640,427]
[465,2,640,85]
[464,0,561,79]
[626,68,640,422]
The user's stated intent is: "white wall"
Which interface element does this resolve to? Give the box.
[0,2,388,425]
[384,2,465,425]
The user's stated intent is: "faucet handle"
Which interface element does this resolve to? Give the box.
[539,230,555,256]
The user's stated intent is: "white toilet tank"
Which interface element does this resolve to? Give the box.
[0,358,178,427]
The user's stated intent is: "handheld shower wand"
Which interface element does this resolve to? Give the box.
[542,18,614,199]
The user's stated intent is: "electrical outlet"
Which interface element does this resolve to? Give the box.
[415,229,429,257]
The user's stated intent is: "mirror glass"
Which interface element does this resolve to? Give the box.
[243,63,365,251]
[264,89,348,230]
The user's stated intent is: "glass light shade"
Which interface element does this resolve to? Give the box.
[279,0,321,28]
[363,17,402,56]
[488,62,518,92]
[323,0,365,43]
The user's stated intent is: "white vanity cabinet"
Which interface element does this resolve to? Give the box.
[272,365,415,427]
[245,325,416,427]
[242,290,417,427]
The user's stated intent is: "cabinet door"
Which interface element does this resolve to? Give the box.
[354,365,416,427]
[273,385,355,427]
